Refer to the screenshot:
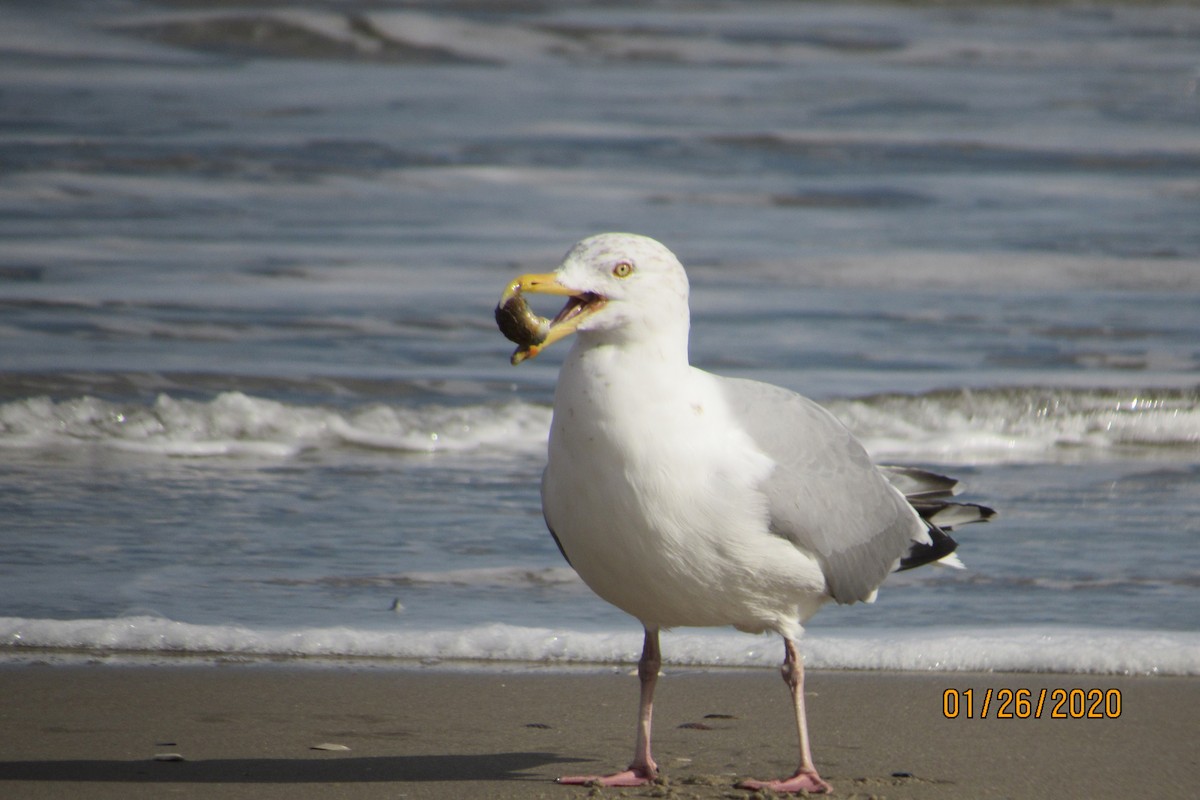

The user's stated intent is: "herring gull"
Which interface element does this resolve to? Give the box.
[495,232,993,793]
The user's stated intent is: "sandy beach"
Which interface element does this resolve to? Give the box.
[0,661,1194,799]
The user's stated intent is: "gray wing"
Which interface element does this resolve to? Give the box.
[718,376,926,604]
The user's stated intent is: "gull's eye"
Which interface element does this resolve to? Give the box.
[612,260,634,278]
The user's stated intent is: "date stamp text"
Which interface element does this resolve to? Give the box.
[942,688,1122,719]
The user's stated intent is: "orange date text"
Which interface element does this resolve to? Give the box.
[942,687,1122,719]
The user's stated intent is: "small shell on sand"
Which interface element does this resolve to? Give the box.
[310,742,351,751]
[153,753,186,762]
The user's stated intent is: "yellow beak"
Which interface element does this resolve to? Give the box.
[495,273,604,365]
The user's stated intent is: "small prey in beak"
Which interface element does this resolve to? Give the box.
[495,273,605,364]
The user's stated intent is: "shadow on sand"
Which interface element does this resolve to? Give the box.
[0,751,584,784]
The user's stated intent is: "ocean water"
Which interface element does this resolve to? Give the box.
[1,0,1198,675]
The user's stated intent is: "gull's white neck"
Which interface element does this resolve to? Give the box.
[574,309,691,369]
[550,287,698,458]
[552,324,699,458]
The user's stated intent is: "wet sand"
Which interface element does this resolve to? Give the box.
[0,663,1194,799]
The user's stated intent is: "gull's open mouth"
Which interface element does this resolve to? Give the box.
[551,292,605,328]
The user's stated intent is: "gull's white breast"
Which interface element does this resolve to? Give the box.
[542,345,829,636]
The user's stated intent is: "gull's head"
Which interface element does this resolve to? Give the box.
[498,233,690,363]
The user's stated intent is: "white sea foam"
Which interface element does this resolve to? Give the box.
[829,388,1200,465]
[0,393,551,459]
[1,616,1195,676]
[0,388,1194,465]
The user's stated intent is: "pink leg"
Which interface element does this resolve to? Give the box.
[737,637,833,794]
[558,627,661,787]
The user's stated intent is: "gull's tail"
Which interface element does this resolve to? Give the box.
[879,465,996,571]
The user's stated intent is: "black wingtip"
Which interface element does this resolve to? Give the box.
[897,525,958,571]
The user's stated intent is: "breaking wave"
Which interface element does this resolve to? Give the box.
[0,386,1194,464]
[2,616,1195,676]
